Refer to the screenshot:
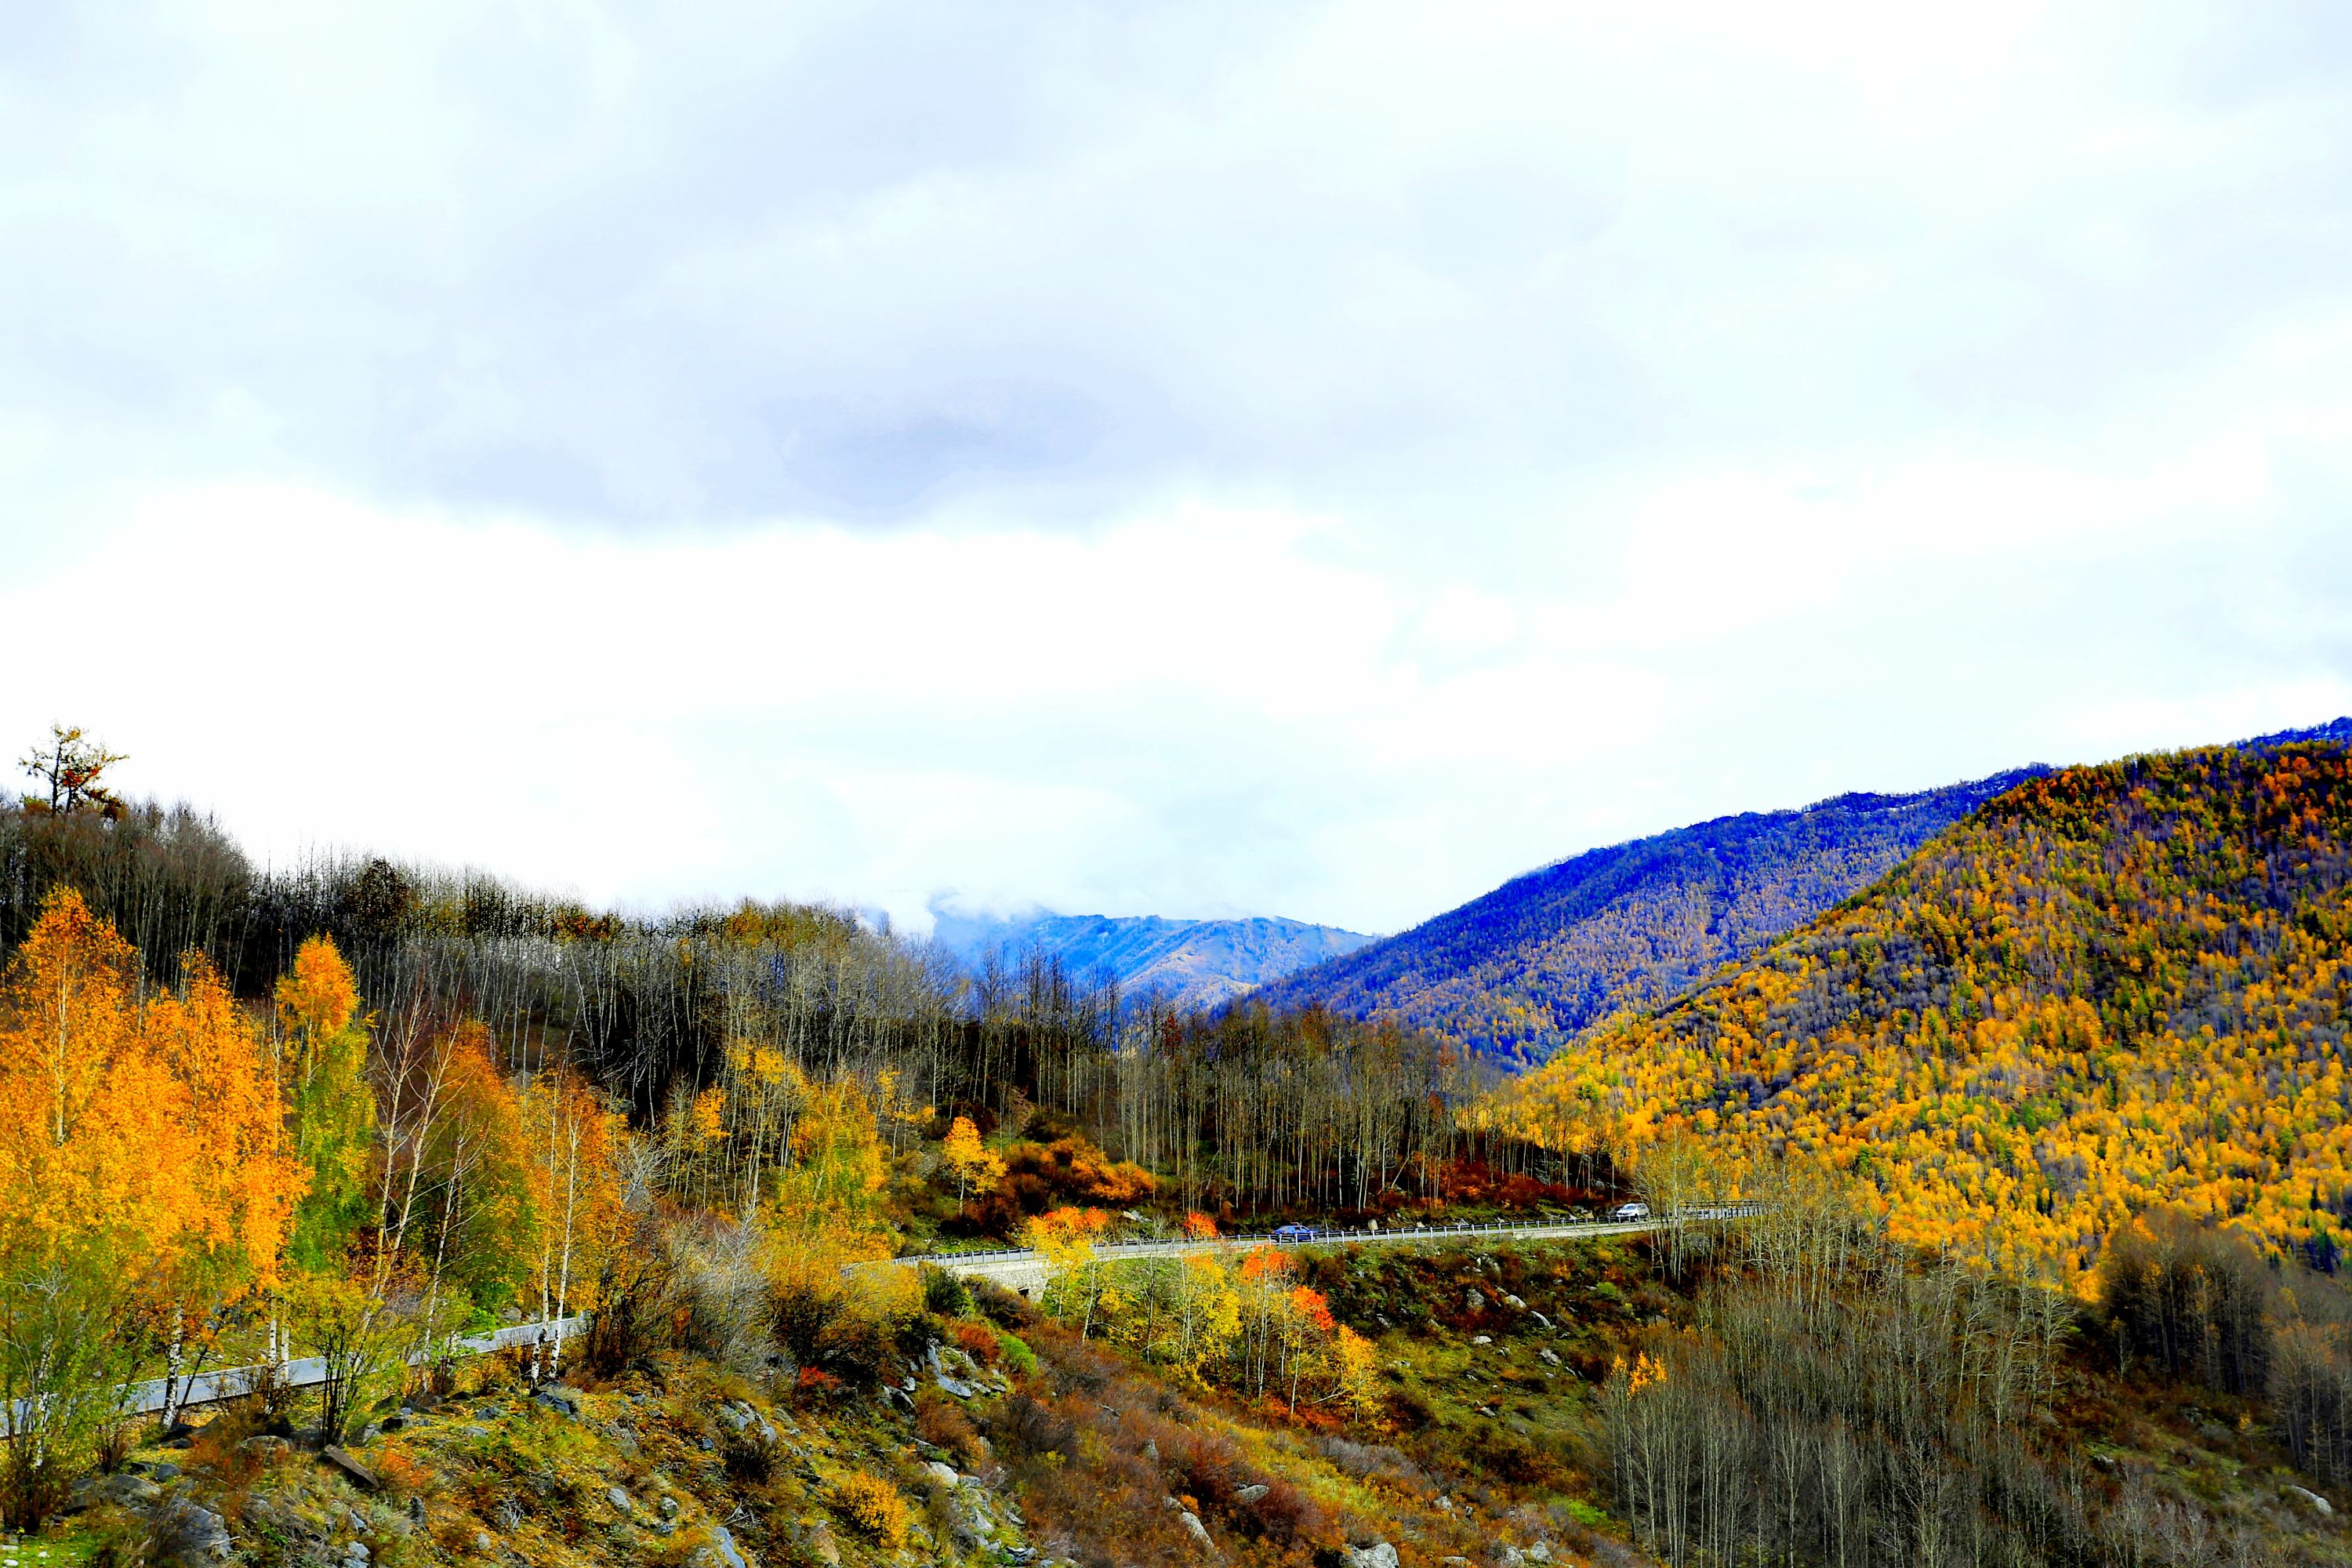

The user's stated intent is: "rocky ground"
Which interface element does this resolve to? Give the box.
[32,1246,1615,1568]
[61,1232,2345,1568]
[47,1334,1048,1568]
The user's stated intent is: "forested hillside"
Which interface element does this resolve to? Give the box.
[1259,768,2046,1065]
[1501,735,2352,1277]
[929,906,1375,1008]
[0,787,1497,1225]
[0,733,1537,1560]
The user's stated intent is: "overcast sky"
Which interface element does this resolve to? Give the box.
[5,1,2350,935]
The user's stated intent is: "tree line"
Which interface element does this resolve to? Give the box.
[2,750,1519,1222]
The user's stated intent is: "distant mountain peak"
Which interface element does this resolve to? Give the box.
[927,903,1377,1009]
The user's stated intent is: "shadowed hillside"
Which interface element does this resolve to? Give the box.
[1258,768,2048,1065]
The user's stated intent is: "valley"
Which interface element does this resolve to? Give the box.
[8,720,2352,1566]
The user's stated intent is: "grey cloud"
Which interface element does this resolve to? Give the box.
[5,0,2352,544]
[762,381,1107,513]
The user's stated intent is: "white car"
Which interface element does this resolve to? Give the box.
[1612,1201,1651,1221]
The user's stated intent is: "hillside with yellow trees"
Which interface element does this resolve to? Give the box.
[1502,735,2352,1279]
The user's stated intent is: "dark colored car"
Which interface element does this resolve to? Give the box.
[1272,1224,1321,1243]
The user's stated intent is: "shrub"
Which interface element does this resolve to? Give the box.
[1230,1475,1319,1545]
[989,1392,1074,1457]
[187,1413,267,1497]
[830,1471,911,1547]
[956,1133,1157,1234]
[1384,1387,1433,1430]
[1172,1436,1243,1513]
[971,1278,1036,1330]
[372,1444,437,1496]
[921,1265,972,1319]
[82,1504,167,1568]
[995,1330,1037,1377]
[793,1367,846,1406]
[0,1260,147,1530]
[1313,1436,1421,1486]
[1022,1105,1082,1142]
[813,1308,900,1386]
[953,1321,1001,1365]
[219,1354,299,1431]
[668,1221,775,1370]
[771,1238,921,1385]
[1485,1428,1559,1486]
[916,1392,988,1469]
[722,1434,777,1486]
[581,1240,678,1379]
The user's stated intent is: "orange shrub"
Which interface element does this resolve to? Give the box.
[953,1322,1001,1365]
[372,1444,436,1496]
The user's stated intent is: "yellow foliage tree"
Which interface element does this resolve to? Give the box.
[274,933,376,1276]
[1024,1206,1112,1335]
[0,891,300,1293]
[941,1113,1004,1202]
[0,891,302,1518]
[517,1060,629,1375]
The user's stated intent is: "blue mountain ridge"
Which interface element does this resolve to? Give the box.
[927,906,1377,1010]
[1253,768,2055,1067]
[1259,717,2352,1069]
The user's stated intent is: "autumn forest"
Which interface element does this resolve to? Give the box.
[13,722,2352,1567]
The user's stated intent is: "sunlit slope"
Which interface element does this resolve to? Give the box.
[1259,768,2045,1065]
[1508,739,2352,1274]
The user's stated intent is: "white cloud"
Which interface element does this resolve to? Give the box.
[2,1,2350,934]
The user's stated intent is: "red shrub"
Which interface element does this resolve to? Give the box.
[1434,1159,1573,1210]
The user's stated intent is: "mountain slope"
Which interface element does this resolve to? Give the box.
[1507,731,2352,1275]
[928,906,1377,1008]
[2247,714,2352,751]
[1258,768,2047,1065]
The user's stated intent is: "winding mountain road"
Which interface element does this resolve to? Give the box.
[903,1207,1759,1295]
[132,1209,1755,1415]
